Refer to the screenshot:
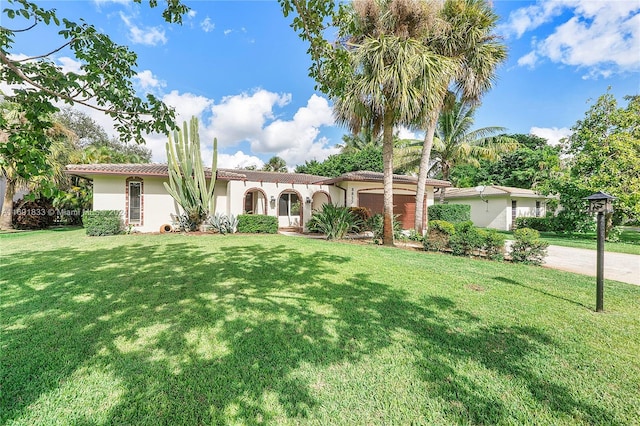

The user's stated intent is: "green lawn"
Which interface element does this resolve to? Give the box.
[1,229,639,425]
[497,229,640,255]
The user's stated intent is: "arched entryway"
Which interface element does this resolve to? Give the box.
[311,191,331,212]
[243,188,267,215]
[278,190,302,228]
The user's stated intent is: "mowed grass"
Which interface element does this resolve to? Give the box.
[497,229,640,255]
[1,229,639,425]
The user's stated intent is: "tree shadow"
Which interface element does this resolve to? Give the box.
[494,276,591,310]
[0,238,621,424]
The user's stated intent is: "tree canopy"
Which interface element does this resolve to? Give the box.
[295,146,384,177]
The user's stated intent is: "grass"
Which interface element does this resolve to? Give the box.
[497,229,640,255]
[1,229,639,425]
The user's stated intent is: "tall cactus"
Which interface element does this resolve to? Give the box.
[163,116,217,229]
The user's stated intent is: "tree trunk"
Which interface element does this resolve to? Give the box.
[0,178,16,230]
[439,164,450,203]
[414,115,438,235]
[382,109,395,246]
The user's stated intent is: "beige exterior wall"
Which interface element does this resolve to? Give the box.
[444,196,547,230]
[93,175,179,233]
[90,174,439,233]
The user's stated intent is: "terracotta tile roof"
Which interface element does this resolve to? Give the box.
[65,164,325,184]
[217,169,328,184]
[315,171,451,188]
[65,164,449,188]
[444,185,547,199]
[65,163,173,177]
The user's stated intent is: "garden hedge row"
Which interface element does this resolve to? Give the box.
[82,210,123,236]
[237,214,278,234]
[428,204,471,224]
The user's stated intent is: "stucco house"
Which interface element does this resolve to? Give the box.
[441,185,553,231]
[65,164,451,233]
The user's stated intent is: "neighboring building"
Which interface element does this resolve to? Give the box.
[441,185,552,231]
[66,164,451,233]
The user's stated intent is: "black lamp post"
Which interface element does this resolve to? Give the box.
[583,192,616,312]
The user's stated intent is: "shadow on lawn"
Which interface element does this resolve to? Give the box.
[0,239,620,424]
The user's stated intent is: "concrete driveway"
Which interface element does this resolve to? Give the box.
[542,245,639,286]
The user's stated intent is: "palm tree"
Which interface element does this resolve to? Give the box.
[400,99,518,201]
[262,156,288,173]
[337,128,382,154]
[334,0,454,245]
[412,0,508,234]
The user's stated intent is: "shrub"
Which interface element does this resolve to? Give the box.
[237,214,278,234]
[552,209,595,234]
[515,216,554,232]
[428,204,471,224]
[510,227,549,265]
[307,204,362,240]
[208,213,238,234]
[480,228,505,261]
[348,207,371,229]
[172,213,198,232]
[365,213,402,243]
[423,220,455,252]
[607,226,622,243]
[12,199,55,229]
[449,221,484,256]
[82,210,123,236]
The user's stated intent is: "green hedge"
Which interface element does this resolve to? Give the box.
[515,216,554,232]
[237,214,278,234]
[428,204,471,224]
[82,210,123,236]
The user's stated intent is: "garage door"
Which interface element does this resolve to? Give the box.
[358,193,417,229]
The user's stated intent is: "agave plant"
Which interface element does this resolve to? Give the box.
[307,204,362,240]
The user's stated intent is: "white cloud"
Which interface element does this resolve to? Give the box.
[208,89,290,147]
[57,57,84,74]
[224,29,233,36]
[119,12,167,46]
[530,126,572,146]
[187,10,197,19]
[505,0,640,77]
[201,17,215,33]
[395,126,421,141]
[134,70,165,91]
[217,151,265,169]
[517,51,538,68]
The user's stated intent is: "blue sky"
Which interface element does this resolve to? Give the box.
[4,0,639,169]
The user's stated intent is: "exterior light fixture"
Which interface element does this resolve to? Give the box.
[583,191,616,312]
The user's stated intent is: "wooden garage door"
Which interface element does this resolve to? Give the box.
[358,193,416,229]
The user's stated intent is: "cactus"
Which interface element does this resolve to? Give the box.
[163,117,217,229]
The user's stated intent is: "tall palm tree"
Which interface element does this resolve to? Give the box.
[334,0,454,245]
[412,0,507,234]
[417,99,518,201]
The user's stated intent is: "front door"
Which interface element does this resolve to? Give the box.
[278,192,301,228]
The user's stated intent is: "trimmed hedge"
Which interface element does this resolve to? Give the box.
[515,216,554,232]
[428,204,471,224]
[237,214,278,234]
[424,220,455,252]
[82,210,123,236]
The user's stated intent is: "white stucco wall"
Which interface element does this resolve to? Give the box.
[92,175,178,233]
[444,196,547,230]
[224,180,342,230]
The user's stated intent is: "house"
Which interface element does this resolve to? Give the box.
[65,164,451,233]
[441,185,553,231]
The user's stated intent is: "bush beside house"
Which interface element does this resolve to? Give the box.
[237,215,278,234]
[428,204,471,224]
[82,210,123,236]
